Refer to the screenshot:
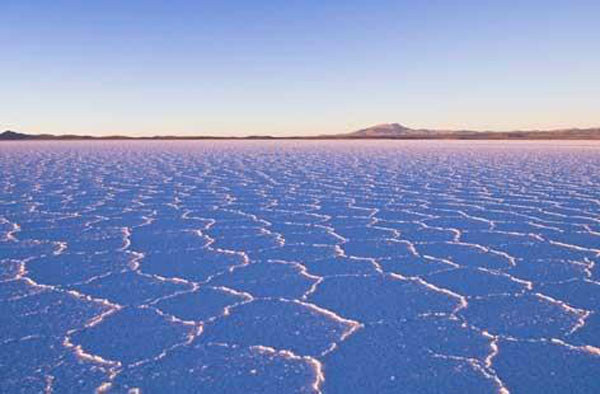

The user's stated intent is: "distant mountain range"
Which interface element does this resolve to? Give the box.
[2,124,600,140]
[335,123,600,139]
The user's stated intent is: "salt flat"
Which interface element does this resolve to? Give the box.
[1,140,599,393]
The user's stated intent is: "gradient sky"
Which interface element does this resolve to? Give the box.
[1,0,599,136]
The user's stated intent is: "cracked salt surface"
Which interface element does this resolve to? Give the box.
[1,140,599,393]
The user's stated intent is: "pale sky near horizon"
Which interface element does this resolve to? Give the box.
[1,0,599,137]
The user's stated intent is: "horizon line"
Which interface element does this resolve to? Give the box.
[3,123,600,140]
[3,124,600,141]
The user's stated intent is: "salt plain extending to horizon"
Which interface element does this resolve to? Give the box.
[1,140,599,393]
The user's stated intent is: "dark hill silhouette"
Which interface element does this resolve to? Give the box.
[0,130,32,140]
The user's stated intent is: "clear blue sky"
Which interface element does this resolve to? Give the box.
[1,0,599,136]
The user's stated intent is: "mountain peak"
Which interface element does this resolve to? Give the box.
[346,123,415,137]
[374,123,408,129]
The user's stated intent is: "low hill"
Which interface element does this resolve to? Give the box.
[0,130,33,140]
